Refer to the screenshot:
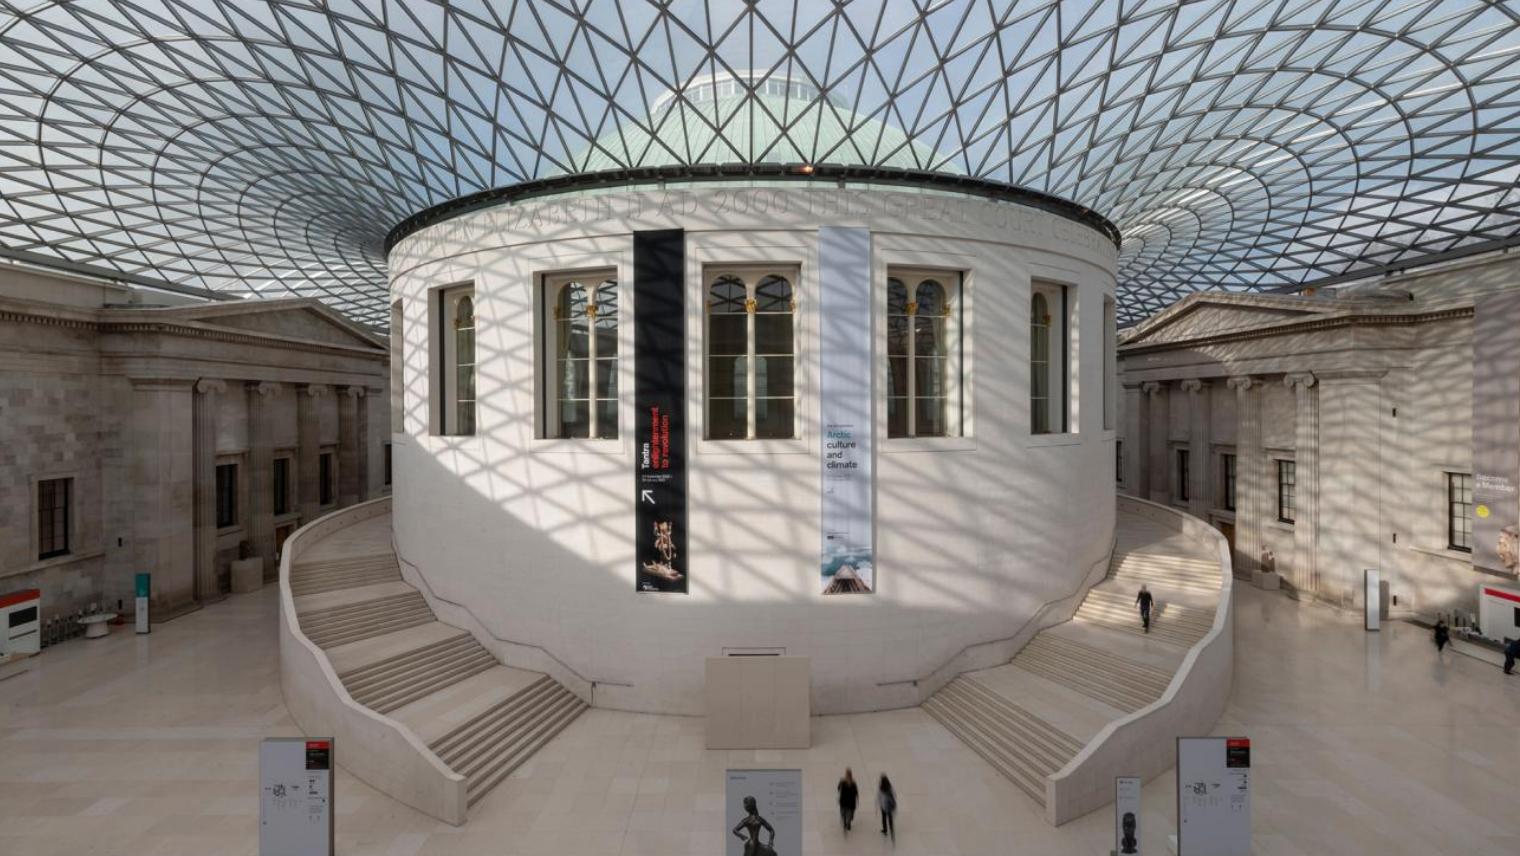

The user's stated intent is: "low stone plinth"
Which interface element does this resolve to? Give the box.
[232,558,264,594]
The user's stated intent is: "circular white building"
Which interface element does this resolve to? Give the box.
[386,74,1121,714]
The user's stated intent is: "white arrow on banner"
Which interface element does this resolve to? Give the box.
[640,489,655,504]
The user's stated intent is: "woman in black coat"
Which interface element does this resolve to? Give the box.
[1434,618,1450,654]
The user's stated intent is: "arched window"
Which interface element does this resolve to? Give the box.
[1030,282,1069,434]
[1030,292,1050,434]
[706,266,797,440]
[438,285,476,436]
[886,269,960,438]
[546,272,618,439]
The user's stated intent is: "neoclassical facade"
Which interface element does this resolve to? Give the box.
[0,264,391,626]
[1117,251,1520,616]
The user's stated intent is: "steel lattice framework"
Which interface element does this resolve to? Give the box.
[3,1,1520,327]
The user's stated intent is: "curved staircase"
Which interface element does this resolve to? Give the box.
[285,508,586,817]
[922,506,1226,817]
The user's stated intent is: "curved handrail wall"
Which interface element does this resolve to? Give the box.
[1044,495,1235,826]
[874,533,1118,709]
[277,497,469,826]
[391,546,626,703]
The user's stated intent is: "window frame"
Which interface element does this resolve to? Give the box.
[37,477,72,560]
[215,463,238,530]
[272,455,293,517]
[1221,453,1237,512]
[702,262,801,442]
[436,283,477,436]
[1030,280,1072,435]
[542,269,620,441]
[1447,472,1473,553]
[1277,459,1297,524]
[319,450,335,507]
[885,266,964,440]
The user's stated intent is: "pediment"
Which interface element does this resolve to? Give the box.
[1125,297,1330,346]
[171,300,383,350]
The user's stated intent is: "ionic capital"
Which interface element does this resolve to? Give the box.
[1180,378,1206,394]
[1226,375,1257,392]
[246,381,282,396]
[1284,372,1316,392]
[195,378,227,395]
[341,385,367,399]
[1141,381,1163,395]
[300,383,330,398]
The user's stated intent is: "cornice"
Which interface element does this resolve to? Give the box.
[1119,306,1473,356]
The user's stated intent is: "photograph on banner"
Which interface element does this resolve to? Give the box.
[1471,291,1520,576]
[726,769,801,856]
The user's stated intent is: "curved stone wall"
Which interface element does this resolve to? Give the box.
[388,186,1119,714]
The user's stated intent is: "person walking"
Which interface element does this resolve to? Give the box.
[1136,585,1154,633]
[1505,637,1519,675]
[877,774,897,843]
[1433,618,1449,655]
[837,768,858,834]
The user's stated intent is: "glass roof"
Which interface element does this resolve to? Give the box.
[2,1,1519,327]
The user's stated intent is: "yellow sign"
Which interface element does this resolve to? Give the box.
[1476,504,1491,519]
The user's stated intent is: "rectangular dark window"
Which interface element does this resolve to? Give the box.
[319,452,334,506]
[215,464,237,528]
[273,457,291,516]
[383,443,393,487]
[37,477,71,559]
[1448,472,1473,552]
[1116,440,1124,484]
[1176,449,1191,503]
[1222,454,1237,511]
[1277,459,1297,523]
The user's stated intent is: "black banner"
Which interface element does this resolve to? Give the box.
[634,229,688,593]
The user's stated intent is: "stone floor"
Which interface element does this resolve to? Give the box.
[1,583,1517,855]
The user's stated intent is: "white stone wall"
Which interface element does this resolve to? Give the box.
[1118,252,1520,618]
[390,187,1119,714]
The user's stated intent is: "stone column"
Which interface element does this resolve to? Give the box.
[338,386,365,507]
[192,379,226,604]
[1182,378,1211,519]
[1285,373,1320,597]
[246,381,281,579]
[297,384,328,522]
[128,377,197,620]
[1316,371,1385,608]
[1143,382,1168,504]
[1122,382,1149,497]
[1228,376,1262,577]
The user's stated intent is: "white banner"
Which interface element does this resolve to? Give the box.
[818,227,874,595]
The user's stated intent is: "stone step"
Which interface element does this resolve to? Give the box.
[463,688,586,806]
[1013,633,1172,713]
[306,605,435,649]
[359,647,499,714]
[342,635,482,695]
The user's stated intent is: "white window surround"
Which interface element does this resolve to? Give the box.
[542,269,621,441]
[1031,279,1075,436]
[704,263,801,442]
[886,266,965,440]
[875,245,977,453]
[438,283,477,436]
[528,250,631,456]
[687,239,814,457]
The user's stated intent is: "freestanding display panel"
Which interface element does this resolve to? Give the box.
[1114,775,1141,855]
[1176,737,1250,856]
[259,737,334,856]
[725,769,801,856]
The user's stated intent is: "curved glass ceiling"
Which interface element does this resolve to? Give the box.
[3,1,1520,327]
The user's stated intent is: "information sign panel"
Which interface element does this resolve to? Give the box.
[725,769,801,856]
[1114,776,1141,855]
[1176,737,1250,856]
[259,737,334,856]
[134,572,150,634]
